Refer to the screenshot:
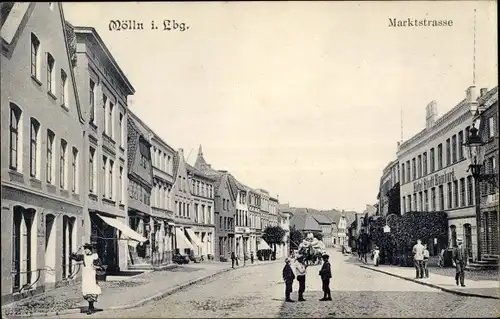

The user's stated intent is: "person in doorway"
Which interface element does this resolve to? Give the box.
[452,238,467,287]
[70,243,103,315]
[294,256,307,301]
[423,244,430,278]
[282,258,295,302]
[231,252,236,268]
[412,239,425,279]
[318,254,332,301]
[373,246,380,266]
[250,251,254,264]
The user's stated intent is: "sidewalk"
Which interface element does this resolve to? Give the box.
[2,259,282,318]
[359,263,499,300]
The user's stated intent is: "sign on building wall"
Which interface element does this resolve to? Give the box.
[413,168,456,193]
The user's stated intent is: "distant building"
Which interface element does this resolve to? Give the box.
[290,209,321,237]
[378,159,400,216]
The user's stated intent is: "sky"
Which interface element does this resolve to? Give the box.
[63,1,498,213]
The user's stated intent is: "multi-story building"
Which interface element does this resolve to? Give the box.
[125,112,157,269]
[193,146,235,259]
[398,86,483,261]
[311,213,334,247]
[255,189,270,249]
[269,196,280,226]
[476,87,499,257]
[247,189,261,253]
[186,163,216,259]
[1,3,85,302]
[73,25,139,273]
[378,159,399,216]
[228,175,250,258]
[336,214,349,246]
[149,126,176,266]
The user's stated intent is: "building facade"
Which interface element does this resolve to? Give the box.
[193,146,235,260]
[73,26,137,273]
[277,208,291,257]
[247,189,261,254]
[269,196,279,226]
[378,159,399,216]
[1,3,85,302]
[256,189,270,250]
[397,86,483,261]
[186,163,216,259]
[125,112,157,269]
[149,128,176,267]
[476,87,499,257]
[229,175,250,258]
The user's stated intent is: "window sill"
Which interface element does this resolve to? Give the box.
[119,146,125,153]
[90,122,98,130]
[8,169,24,183]
[29,177,42,189]
[61,104,69,112]
[102,197,116,205]
[60,189,69,197]
[47,91,57,101]
[47,183,57,193]
[89,193,98,201]
[119,203,125,210]
[31,75,42,86]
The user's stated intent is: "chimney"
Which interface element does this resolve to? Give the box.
[397,141,401,152]
[425,100,438,129]
[466,86,478,102]
[178,148,184,159]
[480,88,488,97]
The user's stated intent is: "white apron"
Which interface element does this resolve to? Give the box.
[81,253,102,296]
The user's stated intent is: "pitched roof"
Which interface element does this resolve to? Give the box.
[290,214,321,232]
[194,145,209,169]
[311,214,334,225]
[172,151,180,179]
[185,163,217,182]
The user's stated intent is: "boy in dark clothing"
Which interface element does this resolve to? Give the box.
[319,254,332,301]
[282,258,295,302]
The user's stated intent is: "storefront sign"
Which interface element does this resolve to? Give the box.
[413,169,456,193]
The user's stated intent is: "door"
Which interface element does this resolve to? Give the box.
[463,224,472,261]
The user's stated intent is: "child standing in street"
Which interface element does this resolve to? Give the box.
[318,254,332,301]
[373,246,380,266]
[423,244,430,278]
[282,258,295,302]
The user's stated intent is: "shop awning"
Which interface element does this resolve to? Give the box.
[97,214,147,243]
[258,240,271,250]
[185,228,203,247]
[175,227,194,250]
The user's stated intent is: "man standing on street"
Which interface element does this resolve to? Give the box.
[282,258,295,302]
[231,252,236,268]
[453,238,467,287]
[250,251,254,264]
[318,254,332,301]
[294,256,307,301]
[412,239,425,279]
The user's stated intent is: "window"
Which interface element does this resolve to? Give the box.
[47,53,55,94]
[62,216,75,279]
[10,104,22,170]
[467,176,473,205]
[89,80,95,124]
[431,187,436,211]
[452,135,457,163]
[411,158,416,180]
[46,130,55,183]
[430,148,435,172]
[109,160,114,199]
[489,117,495,138]
[119,166,123,203]
[30,118,40,178]
[447,182,452,209]
[465,126,470,143]
[12,207,36,291]
[417,155,422,178]
[458,131,464,160]
[401,163,405,183]
[31,34,40,79]
[424,190,428,211]
[89,147,95,192]
[60,70,68,107]
[437,144,443,169]
[119,113,124,147]
[453,180,459,208]
[445,139,451,166]
[438,185,444,211]
[102,95,107,134]
[60,139,67,189]
[422,152,428,176]
[72,148,78,193]
[418,192,423,211]
[460,178,466,207]
[109,102,114,139]
[102,156,107,197]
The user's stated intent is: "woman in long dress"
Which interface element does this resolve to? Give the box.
[70,243,103,315]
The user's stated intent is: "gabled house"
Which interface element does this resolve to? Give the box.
[1,2,86,302]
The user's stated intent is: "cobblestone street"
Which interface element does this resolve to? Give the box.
[54,251,499,318]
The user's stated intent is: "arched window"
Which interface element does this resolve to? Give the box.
[30,118,40,178]
[450,225,457,248]
[9,103,22,170]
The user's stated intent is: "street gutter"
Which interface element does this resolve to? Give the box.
[359,264,499,300]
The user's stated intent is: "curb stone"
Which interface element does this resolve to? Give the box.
[6,260,286,318]
[359,264,500,300]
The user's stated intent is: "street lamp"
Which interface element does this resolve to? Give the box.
[463,119,495,261]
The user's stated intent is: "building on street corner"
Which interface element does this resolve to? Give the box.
[228,175,250,258]
[378,159,400,217]
[73,25,141,273]
[1,3,85,302]
[397,86,486,261]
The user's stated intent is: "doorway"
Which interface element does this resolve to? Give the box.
[463,224,472,261]
[44,214,56,284]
